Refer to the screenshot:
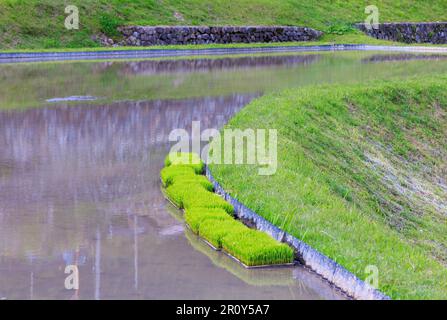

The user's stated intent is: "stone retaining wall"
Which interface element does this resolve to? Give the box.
[119,26,323,46]
[356,22,447,44]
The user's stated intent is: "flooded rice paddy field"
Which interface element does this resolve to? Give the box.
[1,51,447,299]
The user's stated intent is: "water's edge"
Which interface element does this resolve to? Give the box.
[206,167,390,300]
[2,44,447,63]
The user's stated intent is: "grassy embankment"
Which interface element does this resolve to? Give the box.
[2,0,447,50]
[161,152,294,267]
[209,77,447,299]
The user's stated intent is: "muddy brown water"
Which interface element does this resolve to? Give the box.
[1,52,447,299]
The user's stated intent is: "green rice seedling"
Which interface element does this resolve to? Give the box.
[160,165,196,187]
[222,230,295,266]
[184,207,234,233]
[164,152,204,174]
[161,153,292,267]
[182,190,234,214]
[165,183,207,208]
[173,175,214,192]
[198,219,248,249]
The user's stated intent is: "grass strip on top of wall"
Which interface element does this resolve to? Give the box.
[161,152,294,266]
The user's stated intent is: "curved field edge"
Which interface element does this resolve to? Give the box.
[208,78,447,299]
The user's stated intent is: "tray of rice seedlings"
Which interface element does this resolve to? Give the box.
[184,207,234,234]
[160,165,197,187]
[182,189,234,214]
[161,152,295,268]
[184,229,295,287]
[165,183,206,208]
[221,229,295,268]
[173,175,214,192]
[164,152,204,174]
[198,219,248,250]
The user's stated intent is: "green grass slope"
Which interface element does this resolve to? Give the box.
[1,0,447,49]
[209,77,447,299]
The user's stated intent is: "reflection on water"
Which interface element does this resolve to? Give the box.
[0,95,254,206]
[362,53,447,63]
[3,51,447,110]
[118,54,320,75]
[46,96,99,103]
[0,95,249,248]
[2,51,446,299]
